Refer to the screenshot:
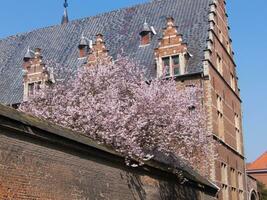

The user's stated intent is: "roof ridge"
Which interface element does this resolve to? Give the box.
[249,151,267,169]
[0,0,209,104]
[254,151,267,161]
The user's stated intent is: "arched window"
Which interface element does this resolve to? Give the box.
[250,190,258,200]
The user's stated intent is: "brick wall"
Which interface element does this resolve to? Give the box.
[247,175,259,200]
[0,104,218,200]
[204,0,247,199]
[249,173,267,188]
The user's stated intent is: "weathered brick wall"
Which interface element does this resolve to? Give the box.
[204,0,247,199]
[247,175,259,200]
[0,131,180,200]
[249,173,267,188]
[0,107,217,200]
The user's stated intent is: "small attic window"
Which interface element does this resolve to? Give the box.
[139,21,155,46]
[140,32,151,46]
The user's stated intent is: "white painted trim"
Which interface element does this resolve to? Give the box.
[158,44,182,49]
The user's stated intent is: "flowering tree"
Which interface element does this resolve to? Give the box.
[20,57,214,177]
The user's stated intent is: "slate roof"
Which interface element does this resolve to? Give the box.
[0,0,211,105]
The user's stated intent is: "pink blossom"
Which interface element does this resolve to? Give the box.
[20,57,215,177]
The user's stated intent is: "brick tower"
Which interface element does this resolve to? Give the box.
[154,1,246,199]
[204,0,246,199]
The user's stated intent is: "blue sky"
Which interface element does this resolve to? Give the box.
[0,0,266,162]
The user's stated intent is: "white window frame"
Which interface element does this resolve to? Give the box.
[158,53,186,77]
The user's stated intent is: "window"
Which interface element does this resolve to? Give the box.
[217,94,224,139]
[28,83,34,96]
[231,73,236,91]
[239,190,244,200]
[235,113,242,153]
[162,57,170,76]
[161,55,182,77]
[236,129,242,153]
[221,163,228,185]
[216,54,223,74]
[218,112,224,139]
[221,163,229,200]
[140,32,150,46]
[172,55,180,75]
[227,41,230,53]
[217,94,223,113]
[231,187,237,200]
[238,172,243,190]
[230,168,237,188]
[219,29,223,43]
[235,113,240,130]
[28,82,41,98]
[222,185,229,200]
[36,81,41,90]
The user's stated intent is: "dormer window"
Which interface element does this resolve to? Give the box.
[22,48,53,101]
[140,32,151,46]
[172,55,180,75]
[162,55,181,77]
[139,20,155,46]
[162,57,170,76]
[28,83,34,96]
[78,33,91,58]
[154,17,190,78]
[27,82,41,98]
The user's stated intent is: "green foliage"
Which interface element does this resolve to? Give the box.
[258,181,267,200]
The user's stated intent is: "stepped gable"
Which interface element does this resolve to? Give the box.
[0,0,211,105]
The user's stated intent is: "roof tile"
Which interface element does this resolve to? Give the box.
[0,0,211,105]
[247,152,267,170]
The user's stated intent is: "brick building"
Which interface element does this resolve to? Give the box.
[247,152,267,187]
[0,0,248,199]
[0,104,219,200]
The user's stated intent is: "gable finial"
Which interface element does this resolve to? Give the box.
[61,0,69,25]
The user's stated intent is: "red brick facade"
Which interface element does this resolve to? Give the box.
[19,1,248,200]
[0,104,218,200]
[153,2,247,199]
[204,1,246,199]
